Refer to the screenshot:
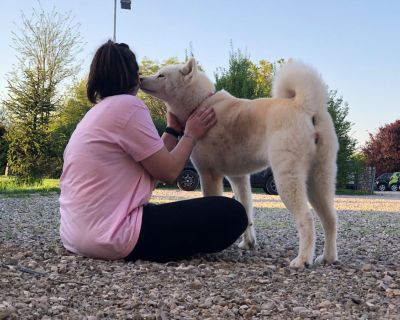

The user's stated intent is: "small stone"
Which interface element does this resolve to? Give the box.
[203,297,213,307]
[293,306,309,314]
[383,275,393,282]
[350,296,362,304]
[377,281,388,291]
[51,305,64,314]
[386,288,400,297]
[365,301,376,310]
[261,302,275,311]
[0,310,12,320]
[244,306,258,318]
[189,279,202,289]
[361,264,373,272]
[317,300,332,309]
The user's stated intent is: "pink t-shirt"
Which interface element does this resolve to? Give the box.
[59,95,164,260]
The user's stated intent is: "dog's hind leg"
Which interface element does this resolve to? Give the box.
[271,158,316,268]
[307,157,338,265]
[307,169,338,265]
[227,175,256,250]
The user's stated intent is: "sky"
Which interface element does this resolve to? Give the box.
[0,0,399,147]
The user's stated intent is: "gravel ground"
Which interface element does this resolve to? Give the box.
[1,189,399,319]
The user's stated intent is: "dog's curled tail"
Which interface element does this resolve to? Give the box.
[272,61,327,115]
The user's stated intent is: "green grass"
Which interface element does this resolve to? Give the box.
[335,188,372,196]
[0,175,373,197]
[0,176,60,195]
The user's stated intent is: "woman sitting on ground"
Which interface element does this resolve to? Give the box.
[59,40,248,262]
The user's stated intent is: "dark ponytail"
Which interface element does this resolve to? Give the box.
[87,40,139,104]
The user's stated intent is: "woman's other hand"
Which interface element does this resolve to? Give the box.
[184,107,217,141]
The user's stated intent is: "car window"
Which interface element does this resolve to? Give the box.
[379,173,391,180]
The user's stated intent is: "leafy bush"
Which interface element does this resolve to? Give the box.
[362,119,400,176]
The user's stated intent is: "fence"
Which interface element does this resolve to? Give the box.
[354,166,376,193]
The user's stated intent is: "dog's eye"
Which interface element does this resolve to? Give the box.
[157,74,165,78]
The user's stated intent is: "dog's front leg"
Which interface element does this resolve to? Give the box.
[199,170,224,197]
[227,175,256,250]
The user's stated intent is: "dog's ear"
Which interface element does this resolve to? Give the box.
[180,57,197,79]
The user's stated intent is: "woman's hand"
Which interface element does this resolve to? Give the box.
[166,111,183,133]
[141,107,217,184]
[184,107,217,141]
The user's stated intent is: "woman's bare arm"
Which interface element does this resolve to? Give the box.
[141,107,216,184]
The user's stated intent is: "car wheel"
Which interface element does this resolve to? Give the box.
[390,184,399,192]
[265,176,278,195]
[177,169,199,191]
[377,183,387,191]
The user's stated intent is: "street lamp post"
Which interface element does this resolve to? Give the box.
[113,0,132,42]
[113,0,117,42]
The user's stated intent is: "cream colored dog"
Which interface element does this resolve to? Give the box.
[140,58,339,268]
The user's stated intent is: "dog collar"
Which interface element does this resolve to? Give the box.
[185,92,216,123]
[196,92,216,110]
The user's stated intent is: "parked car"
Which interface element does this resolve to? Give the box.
[388,172,400,191]
[176,160,278,195]
[248,167,278,195]
[374,172,393,191]
[176,164,200,191]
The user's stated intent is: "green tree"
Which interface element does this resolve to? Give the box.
[4,69,57,183]
[327,90,357,188]
[214,47,284,99]
[3,6,83,183]
[47,79,92,177]
[215,49,259,99]
[51,79,92,138]
[251,58,286,98]
[0,109,8,174]
[0,124,8,175]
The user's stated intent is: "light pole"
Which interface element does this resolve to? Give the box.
[113,0,132,42]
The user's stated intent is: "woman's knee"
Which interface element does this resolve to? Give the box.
[211,196,248,232]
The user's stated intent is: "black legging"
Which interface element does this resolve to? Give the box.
[125,196,248,262]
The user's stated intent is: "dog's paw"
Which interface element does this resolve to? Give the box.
[238,225,256,250]
[314,254,338,265]
[290,256,312,269]
[238,238,256,250]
